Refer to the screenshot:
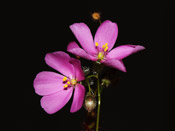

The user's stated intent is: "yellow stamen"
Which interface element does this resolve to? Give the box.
[67,81,70,85]
[104,46,108,52]
[64,84,68,88]
[71,79,77,86]
[102,43,108,49]
[95,42,99,47]
[102,45,106,48]
[62,77,67,82]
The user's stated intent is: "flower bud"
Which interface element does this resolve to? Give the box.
[92,12,101,20]
[84,93,97,112]
[82,66,90,76]
[101,78,111,88]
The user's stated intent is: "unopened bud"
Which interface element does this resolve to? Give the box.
[101,78,111,88]
[92,12,101,20]
[84,93,97,112]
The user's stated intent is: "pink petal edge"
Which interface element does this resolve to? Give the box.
[94,20,118,51]
[103,59,127,72]
[107,45,145,60]
[70,84,85,113]
[45,51,74,78]
[67,41,97,61]
[41,87,73,114]
[33,71,65,96]
[70,23,97,55]
[70,58,85,81]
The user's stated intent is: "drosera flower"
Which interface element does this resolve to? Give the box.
[67,20,145,72]
[33,51,85,114]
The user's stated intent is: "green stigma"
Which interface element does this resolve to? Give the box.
[71,79,77,86]
[97,52,104,60]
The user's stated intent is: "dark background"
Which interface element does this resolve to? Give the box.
[13,0,172,131]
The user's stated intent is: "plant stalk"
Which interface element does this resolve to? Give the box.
[96,75,101,131]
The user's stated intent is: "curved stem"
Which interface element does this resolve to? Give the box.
[96,75,101,131]
[86,74,98,79]
[87,79,91,93]
[86,74,97,94]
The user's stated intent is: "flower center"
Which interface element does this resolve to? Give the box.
[71,79,77,86]
[95,42,109,61]
[62,77,77,88]
[97,52,104,60]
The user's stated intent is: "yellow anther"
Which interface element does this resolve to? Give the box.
[62,77,67,82]
[102,43,108,49]
[95,42,99,47]
[64,84,68,88]
[102,45,106,48]
[67,81,70,85]
[104,46,108,52]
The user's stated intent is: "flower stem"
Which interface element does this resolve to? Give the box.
[87,79,91,93]
[96,75,101,131]
[86,74,97,94]
[86,74,98,79]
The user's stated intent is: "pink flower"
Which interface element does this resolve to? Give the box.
[67,20,145,72]
[33,51,85,114]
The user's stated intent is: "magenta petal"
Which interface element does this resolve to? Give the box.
[70,23,97,55]
[45,51,74,78]
[107,45,145,60]
[70,58,85,81]
[33,71,64,96]
[67,41,97,61]
[103,59,126,72]
[70,84,85,113]
[41,87,73,114]
[94,20,118,51]
[67,41,80,49]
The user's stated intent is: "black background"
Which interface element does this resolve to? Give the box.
[13,0,172,131]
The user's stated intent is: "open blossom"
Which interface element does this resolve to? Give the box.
[67,20,145,72]
[33,51,85,114]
